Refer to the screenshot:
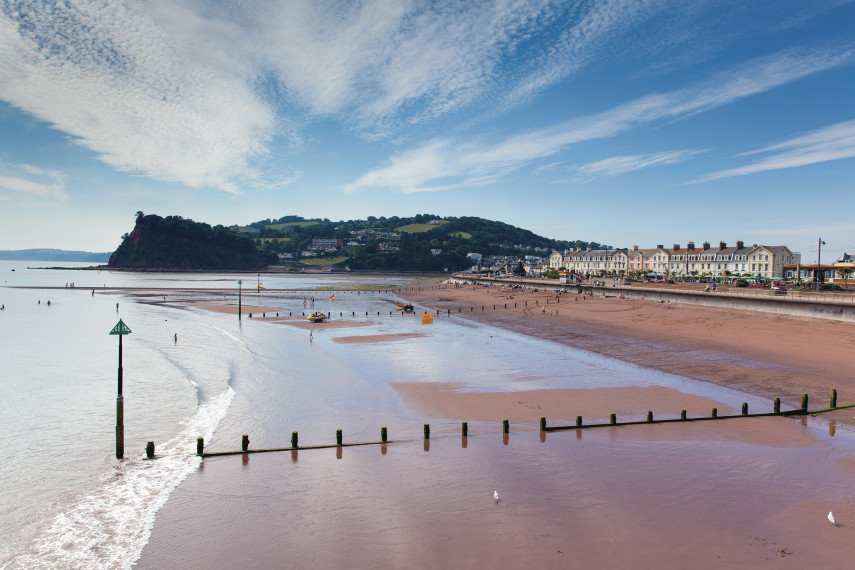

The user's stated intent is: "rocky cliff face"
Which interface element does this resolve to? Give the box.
[109,214,271,270]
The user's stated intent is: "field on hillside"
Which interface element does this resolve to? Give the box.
[449,231,471,239]
[302,256,348,266]
[395,222,446,233]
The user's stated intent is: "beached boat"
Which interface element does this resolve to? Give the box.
[402,303,414,313]
[307,311,328,323]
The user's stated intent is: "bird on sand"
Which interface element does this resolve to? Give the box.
[828,511,838,526]
[494,490,499,503]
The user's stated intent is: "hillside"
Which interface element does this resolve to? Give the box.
[109,213,274,270]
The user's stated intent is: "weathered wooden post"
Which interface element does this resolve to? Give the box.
[462,421,468,436]
[742,403,748,416]
[540,417,546,430]
[381,427,387,443]
[291,431,298,448]
[109,319,132,460]
[242,434,249,451]
[503,419,509,433]
[146,441,155,459]
[711,408,718,418]
[830,389,838,408]
[424,424,430,439]
[647,410,653,423]
[576,415,582,427]
[336,429,343,446]
[801,393,808,412]
[681,409,687,420]
[774,397,781,414]
[196,437,204,455]
[610,413,617,425]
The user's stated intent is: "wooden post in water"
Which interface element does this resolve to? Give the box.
[336,429,343,446]
[424,424,430,439]
[462,421,468,436]
[540,417,546,430]
[647,411,653,423]
[241,434,249,451]
[381,427,387,443]
[291,431,298,448]
[610,413,616,425]
[801,393,809,412]
[742,403,748,416]
[196,437,204,455]
[830,389,838,408]
[711,408,718,418]
[681,409,687,420]
[146,441,154,459]
[503,419,509,433]
[576,415,582,427]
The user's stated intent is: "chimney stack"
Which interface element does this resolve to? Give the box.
[720,241,726,250]
[632,245,638,251]
[703,241,710,250]
[656,244,663,250]
[673,244,680,251]
[688,241,695,250]
[736,240,744,249]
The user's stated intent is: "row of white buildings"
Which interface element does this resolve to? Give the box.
[549,241,801,280]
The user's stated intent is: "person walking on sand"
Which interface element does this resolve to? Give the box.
[309,330,313,342]
[174,333,178,343]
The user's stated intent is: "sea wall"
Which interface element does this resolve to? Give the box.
[459,276,855,322]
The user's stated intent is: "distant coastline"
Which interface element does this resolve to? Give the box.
[0,249,110,262]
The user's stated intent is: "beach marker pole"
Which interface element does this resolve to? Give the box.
[503,419,509,433]
[830,389,837,408]
[336,429,343,446]
[711,408,718,418]
[237,280,242,321]
[801,393,809,412]
[774,397,781,414]
[146,441,155,459]
[291,431,298,448]
[462,421,468,436]
[381,427,387,443]
[109,319,132,460]
[576,415,582,427]
[540,417,546,430]
[681,409,687,420]
[742,403,748,415]
[242,434,249,451]
[610,413,617,425]
[196,437,204,455]
[424,424,430,439]
[647,411,653,423]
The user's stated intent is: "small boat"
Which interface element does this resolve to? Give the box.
[307,311,328,323]
[402,303,415,313]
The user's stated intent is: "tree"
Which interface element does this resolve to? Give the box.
[514,259,526,276]
[839,267,854,288]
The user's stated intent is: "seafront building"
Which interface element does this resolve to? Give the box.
[552,241,801,280]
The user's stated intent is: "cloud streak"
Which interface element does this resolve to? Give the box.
[572,149,707,178]
[0,164,67,200]
[694,119,855,183]
[345,46,853,193]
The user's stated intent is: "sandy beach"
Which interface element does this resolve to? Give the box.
[134,281,855,569]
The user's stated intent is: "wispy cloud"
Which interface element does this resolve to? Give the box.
[344,46,853,193]
[572,149,706,178]
[0,164,67,200]
[693,119,855,183]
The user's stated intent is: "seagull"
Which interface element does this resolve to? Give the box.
[828,511,838,526]
[494,490,500,503]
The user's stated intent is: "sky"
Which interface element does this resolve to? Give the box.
[0,0,853,263]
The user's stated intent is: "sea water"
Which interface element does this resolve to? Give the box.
[0,261,835,567]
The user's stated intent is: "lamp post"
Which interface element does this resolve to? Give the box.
[109,319,132,459]
[817,237,826,286]
[238,280,242,320]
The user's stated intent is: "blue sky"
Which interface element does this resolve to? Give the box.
[0,0,853,262]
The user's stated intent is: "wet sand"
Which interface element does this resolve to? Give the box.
[135,284,855,569]
[403,280,855,413]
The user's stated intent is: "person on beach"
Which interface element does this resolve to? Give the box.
[309,330,313,342]
[174,333,178,343]
[116,302,119,311]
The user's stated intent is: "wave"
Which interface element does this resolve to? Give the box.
[3,387,235,570]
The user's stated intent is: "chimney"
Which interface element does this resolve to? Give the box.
[656,244,663,250]
[687,241,695,250]
[586,245,592,251]
[719,242,726,250]
[736,240,744,249]
[673,244,680,251]
[632,245,638,251]
[703,241,710,250]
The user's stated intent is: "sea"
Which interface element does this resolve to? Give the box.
[1,260,853,568]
